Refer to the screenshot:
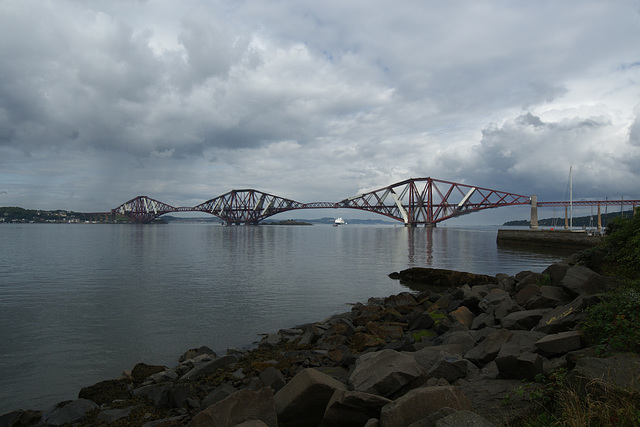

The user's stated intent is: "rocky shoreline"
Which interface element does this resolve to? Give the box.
[2,251,639,427]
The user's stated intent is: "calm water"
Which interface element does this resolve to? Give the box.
[0,223,573,414]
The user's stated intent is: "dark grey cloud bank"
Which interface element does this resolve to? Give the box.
[1,0,639,222]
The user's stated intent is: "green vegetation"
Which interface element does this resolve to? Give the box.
[503,209,635,228]
[0,206,112,223]
[511,212,640,426]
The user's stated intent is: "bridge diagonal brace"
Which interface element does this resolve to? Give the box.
[391,190,409,224]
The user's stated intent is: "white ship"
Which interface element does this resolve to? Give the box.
[333,217,346,226]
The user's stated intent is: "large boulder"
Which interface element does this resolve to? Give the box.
[389,268,494,290]
[534,294,600,334]
[524,285,572,310]
[494,344,543,380]
[565,353,640,397]
[534,331,584,357]
[322,390,392,427]
[179,355,239,381]
[274,368,347,427]
[464,329,513,367]
[188,388,277,427]
[412,344,469,383]
[457,378,540,425]
[560,266,621,297]
[434,410,496,427]
[40,399,98,426]
[78,378,131,405]
[349,349,424,398]
[501,308,550,330]
[379,386,473,427]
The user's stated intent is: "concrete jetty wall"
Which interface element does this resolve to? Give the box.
[497,229,604,248]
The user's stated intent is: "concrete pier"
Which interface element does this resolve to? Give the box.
[497,229,603,248]
[530,195,538,230]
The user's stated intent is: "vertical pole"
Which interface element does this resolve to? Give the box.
[530,195,538,230]
[564,205,569,230]
[569,166,573,230]
[597,204,602,233]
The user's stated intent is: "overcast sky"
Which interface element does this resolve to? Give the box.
[1,0,639,223]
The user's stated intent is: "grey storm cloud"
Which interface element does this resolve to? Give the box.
[1,0,639,215]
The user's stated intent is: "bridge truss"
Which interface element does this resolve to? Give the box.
[339,178,531,226]
[111,177,534,225]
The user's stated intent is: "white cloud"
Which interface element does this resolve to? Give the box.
[1,0,639,217]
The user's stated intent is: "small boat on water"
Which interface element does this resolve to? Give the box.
[333,217,347,226]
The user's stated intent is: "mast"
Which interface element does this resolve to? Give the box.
[569,165,573,230]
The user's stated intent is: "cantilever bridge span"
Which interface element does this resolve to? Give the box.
[113,177,539,225]
[112,177,640,226]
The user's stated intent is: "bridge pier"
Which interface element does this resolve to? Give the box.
[530,195,538,230]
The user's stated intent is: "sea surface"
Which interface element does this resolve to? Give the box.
[0,223,574,414]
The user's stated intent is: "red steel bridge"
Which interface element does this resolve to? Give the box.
[110,177,640,226]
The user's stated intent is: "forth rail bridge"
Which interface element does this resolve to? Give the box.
[99,177,639,228]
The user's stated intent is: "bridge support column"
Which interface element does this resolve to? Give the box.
[564,206,569,230]
[597,204,602,233]
[530,195,538,230]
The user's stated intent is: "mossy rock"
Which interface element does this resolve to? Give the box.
[429,312,446,323]
[411,330,436,343]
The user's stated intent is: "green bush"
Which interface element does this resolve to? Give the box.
[582,286,640,354]
[603,213,640,280]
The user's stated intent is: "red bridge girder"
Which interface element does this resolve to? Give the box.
[338,178,531,226]
[112,196,178,223]
[112,178,534,225]
[192,189,305,224]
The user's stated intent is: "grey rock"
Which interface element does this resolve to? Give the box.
[542,263,569,285]
[495,344,543,380]
[434,330,477,353]
[200,383,237,410]
[565,353,640,397]
[322,389,392,427]
[434,410,496,426]
[514,283,540,306]
[258,367,287,392]
[534,294,599,334]
[478,290,510,314]
[501,309,550,330]
[524,285,572,310]
[274,368,347,427]
[534,330,583,356]
[470,313,495,330]
[379,386,473,427]
[560,265,621,297]
[97,405,139,423]
[464,329,513,367]
[188,388,277,427]
[0,410,42,427]
[41,399,98,426]
[179,354,239,381]
[458,378,540,425]
[179,346,216,363]
[349,349,424,398]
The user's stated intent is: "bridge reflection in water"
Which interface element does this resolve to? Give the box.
[110,177,640,226]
